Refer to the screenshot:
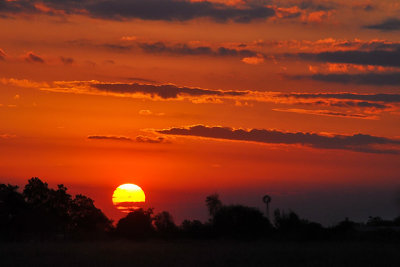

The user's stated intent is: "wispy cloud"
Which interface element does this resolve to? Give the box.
[272,108,378,120]
[2,78,399,118]
[295,48,400,67]
[0,134,17,139]
[39,80,248,100]
[290,72,400,86]
[0,0,275,23]
[157,125,400,154]
[87,135,170,144]
[278,92,400,103]
[135,135,170,144]
[24,52,45,64]
[365,18,400,31]
[0,49,6,61]
[139,42,261,58]
[87,135,133,142]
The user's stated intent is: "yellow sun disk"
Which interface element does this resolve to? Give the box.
[112,184,145,206]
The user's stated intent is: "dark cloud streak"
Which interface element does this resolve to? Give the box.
[290,73,400,86]
[87,135,133,142]
[297,49,400,67]
[91,83,248,99]
[365,18,400,31]
[139,42,260,57]
[158,125,400,154]
[280,92,400,104]
[0,0,275,22]
[24,52,45,63]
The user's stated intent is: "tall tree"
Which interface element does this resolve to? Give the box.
[205,193,222,218]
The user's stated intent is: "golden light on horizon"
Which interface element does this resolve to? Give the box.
[112,183,146,213]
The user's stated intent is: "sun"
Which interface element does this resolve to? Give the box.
[112,183,145,212]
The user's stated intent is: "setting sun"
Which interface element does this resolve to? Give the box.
[112,183,145,213]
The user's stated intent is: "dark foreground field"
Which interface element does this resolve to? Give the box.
[1,241,400,267]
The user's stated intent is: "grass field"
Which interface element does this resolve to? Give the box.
[1,240,399,266]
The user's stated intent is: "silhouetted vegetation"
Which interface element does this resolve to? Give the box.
[0,178,111,241]
[1,178,400,243]
[116,208,154,240]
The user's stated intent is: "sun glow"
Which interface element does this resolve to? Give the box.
[112,183,145,212]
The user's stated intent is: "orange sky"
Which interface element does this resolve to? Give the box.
[1,0,400,225]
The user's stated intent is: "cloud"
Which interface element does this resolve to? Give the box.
[90,82,247,99]
[32,80,247,101]
[121,36,137,41]
[84,0,276,22]
[24,52,45,63]
[290,72,400,86]
[2,78,398,117]
[87,135,169,144]
[0,49,6,61]
[272,108,377,120]
[260,38,400,53]
[301,10,333,24]
[0,134,17,139]
[297,0,336,11]
[135,135,170,144]
[139,109,152,116]
[3,78,249,102]
[0,0,275,23]
[138,109,164,116]
[296,48,400,67]
[139,42,260,58]
[365,18,400,31]
[60,56,74,65]
[241,55,264,64]
[157,125,400,154]
[279,92,400,103]
[87,135,133,142]
[126,77,158,84]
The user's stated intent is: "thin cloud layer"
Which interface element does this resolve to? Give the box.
[291,72,400,86]
[296,48,400,67]
[91,82,247,99]
[87,135,169,143]
[279,92,400,103]
[139,42,261,58]
[157,125,400,154]
[87,135,133,142]
[2,78,399,119]
[0,0,275,22]
[135,135,170,144]
[0,49,6,61]
[24,52,45,63]
[365,18,400,31]
[272,108,377,120]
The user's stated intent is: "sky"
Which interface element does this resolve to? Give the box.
[1,0,400,225]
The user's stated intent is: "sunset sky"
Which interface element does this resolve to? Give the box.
[1,0,400,225]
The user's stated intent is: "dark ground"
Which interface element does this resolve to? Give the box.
[1,240,400,267]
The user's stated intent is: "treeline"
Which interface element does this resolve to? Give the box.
[1,178,400,242]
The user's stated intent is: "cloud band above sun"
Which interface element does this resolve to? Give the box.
[157,125,400,154]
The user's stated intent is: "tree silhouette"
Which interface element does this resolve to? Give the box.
[3,177,400,242]
[116,208,154,240]
[70,194,112,235]
[0,178,113,241]
[274,209,325,240]
[180,219,213,239]
[213,205,271,238]
[153,211,177,235]
[205,193,222,218]
[23,177,71,237]
[0,184,27,240]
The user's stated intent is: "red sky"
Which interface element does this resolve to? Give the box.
[1,0,400,225]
